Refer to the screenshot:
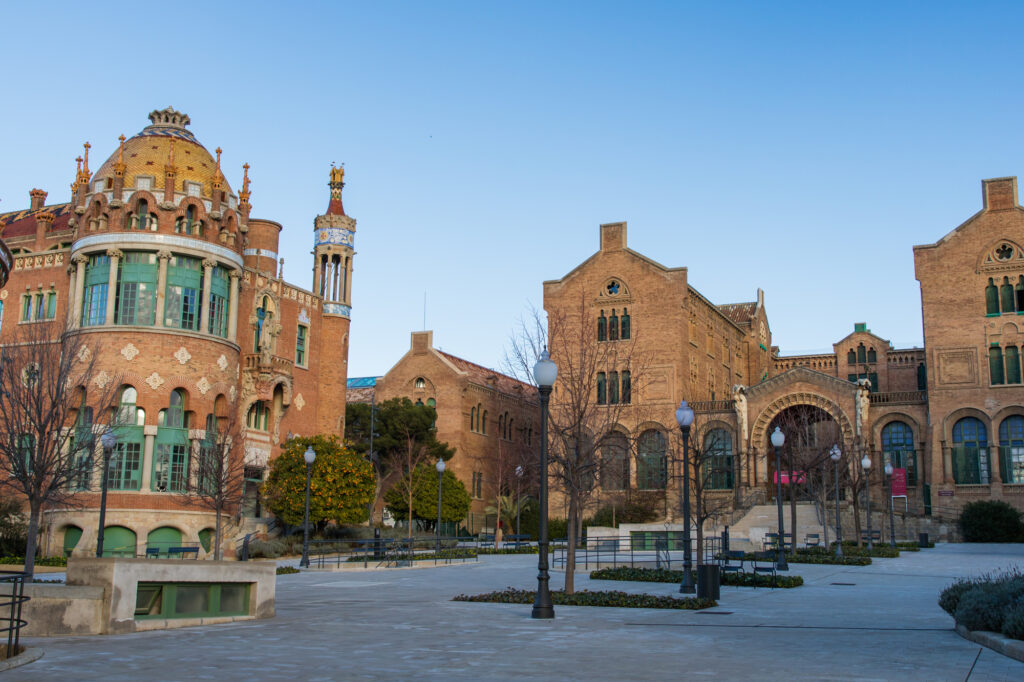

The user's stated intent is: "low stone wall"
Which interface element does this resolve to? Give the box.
[22,557,276,636]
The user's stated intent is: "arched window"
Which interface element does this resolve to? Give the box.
[247,401,270,431]
[621,371,631,404]
[481,411,487,435]
[882,421,916,486]
[702,429,733,490]
[609,310,619,341]
[847,349,856,364]
[597,311,607,342]
[155,389,189,492]
[1002,276,1016,313]
[426,398,436,408]
[110,385,143,490]
[117,386,145,426]
[917,363,927,391]
[596,372,606,405]
[415,377,426,389]
[990,346,1006,385]
[867,348,877,363]
[637,430,667,490]
[470,406,476,432]
[952,417,989,485]
[498,413,505,438]
[134,199,149,230]
[986,278,1000,315]
[999,416,1024,484]
[1008,346,1022,384]
[856,344,866,364]
[608,371,619,404]
[621,308,630,340]
[600,433,629,490]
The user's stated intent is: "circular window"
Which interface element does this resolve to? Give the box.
[607,280,620,295]
[996,244,1014,261]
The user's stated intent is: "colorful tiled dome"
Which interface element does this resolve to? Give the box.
[93,107,232,199]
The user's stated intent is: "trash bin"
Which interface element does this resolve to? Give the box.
[918,532,929,548]
[697,564,721,600]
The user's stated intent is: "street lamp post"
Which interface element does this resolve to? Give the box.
[861,454,873,550]
[885,459,896,548]
[436,459,446,553]
[299,445,316,568]
[829,444,843,558]
[96,429,117,558]
[771,427,789,570]
[675,400,696,594]
[532,349,557,620]
[515,465,524,548]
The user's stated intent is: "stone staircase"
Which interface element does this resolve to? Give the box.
[725,502,827,550]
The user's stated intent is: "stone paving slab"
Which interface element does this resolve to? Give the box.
[10,544,1024,680]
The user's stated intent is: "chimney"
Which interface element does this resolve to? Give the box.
[983,177,1017,211]
[600,221,627,252]
[29,189,47,211]
[35,211,55,247]
[412,330,433,354]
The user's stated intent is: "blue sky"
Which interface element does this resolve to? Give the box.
[4,2,1024,378]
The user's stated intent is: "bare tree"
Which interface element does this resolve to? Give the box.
[0,320,118,576]
[505,297,649,593]
[185,409,246,560]
[383,430,435,541]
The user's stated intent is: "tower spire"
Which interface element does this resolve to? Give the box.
[327,164,346,216]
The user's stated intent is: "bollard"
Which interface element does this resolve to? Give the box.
[374,528,382,559]
[722,526,730,554]
[918,532,929,548]
[697,564,721,600]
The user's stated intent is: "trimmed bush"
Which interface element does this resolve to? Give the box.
[453,587,715,610]
[478,546,539,555]
[247,539,288,559]
[276,566,300,575]
[1002,598,1024,640]
[589,566,804,588]
[958,500,1024,542]
[744,550,871,566]
[939,578,981,616]
[955,586,1011,632]
[940,568,1024,640]
[0,555,67,567]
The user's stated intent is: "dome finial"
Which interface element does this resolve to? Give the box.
[147,106,191,130]
[327,163,346,216]
[82,142,91,174]
[240,163,252,204]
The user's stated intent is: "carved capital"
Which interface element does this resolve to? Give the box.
[158,201,176,211]
[106,248,123,259]
[157,249,173,261]
[72,254,89,265]
[202,257,217,269]
[208,211,222,221]
[108,199,124,209]
[229,269,242,280]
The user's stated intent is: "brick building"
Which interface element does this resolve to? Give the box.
[543,179,1024,526]
[0,107,354,557]
[367,331,540,532]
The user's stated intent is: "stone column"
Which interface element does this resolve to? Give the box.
[228,269,241,342]
[154,250,171,327]
[72,255,87,326]
[141,425,158,493]
[200,258,216,334]
[344,256,352,304]
[104,249,122,325]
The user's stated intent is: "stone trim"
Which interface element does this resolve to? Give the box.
[72,233,243,268]
[956,624,1024,663]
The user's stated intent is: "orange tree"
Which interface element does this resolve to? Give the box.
[262,435,375,527]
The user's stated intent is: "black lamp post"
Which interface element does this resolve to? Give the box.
[532,349,557,620]
[861,453,873,550]
[515,465,524,548]
[96,429,117,558]
[299,445,316,568]
[675,400,696,594]
[829,444,843,558]
[435,459,446,553]
[770,427,789,570]
[885,459,896,548]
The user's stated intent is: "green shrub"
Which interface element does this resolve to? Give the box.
[478,545,539,555]
[453,587,715,610]
[955,585,1011,632]
[247,539,287,559]
[0,555,67,567]
[1002,598,1024,640]
[746,551,870,566]
[276,566,300,575]
[958,500,1024,542]
[589,566,803,588]
[547,518,569,540]
[939,578,982,615]
[587,495,662,528]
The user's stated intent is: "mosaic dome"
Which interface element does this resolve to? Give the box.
[93,107,232,199]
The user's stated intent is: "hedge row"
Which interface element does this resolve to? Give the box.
[940,568,1024,640]
[453,587,715,610]
[589,566,803,588]
[478,546,539,555]
[741,550,871,566]
[0,556,67,567]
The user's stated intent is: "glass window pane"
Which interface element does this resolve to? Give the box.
[175,585,210,615]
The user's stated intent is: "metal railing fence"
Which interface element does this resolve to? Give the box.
[0,570,28,660]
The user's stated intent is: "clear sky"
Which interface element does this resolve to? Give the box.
[4,2,1024,378]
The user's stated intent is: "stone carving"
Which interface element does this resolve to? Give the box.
[732,384,748,451]
[93,370,110,389]
[77,346,91,363]
[174,346,192,365]
[229,386,237,403]
[217,354,229,371]
[294,393,305,411]
[197,376,211,395]
[121,343,139,362]
[937,349,977,386]
[0,290,7,300]
[145,372,165,390]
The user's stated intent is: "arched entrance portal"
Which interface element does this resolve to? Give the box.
[766,404,842,503]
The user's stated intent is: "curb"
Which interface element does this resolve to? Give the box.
[956,624,1024,663]
[0,647,44,672]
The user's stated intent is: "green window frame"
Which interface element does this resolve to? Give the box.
[608,371,619,404]
[600,434,629,491]
[637,430,667,490]
[620,308,630,339]
[246,401,269,431]
[986,278,1000,315]
[296,325,308,366]
[20,294,30,322]
[882,421,917,486]
[1007,346,1022,384]
[208,266,229,337]
[998,416,1024,484]
[83,254,110,327]
[702,429,734,490]
[621,370,631,404]
[952,417,989,485]
[165,255,202,331]
[1001,276,1016,313]
[990,346,1006,385]
[154,390,189,493]
[70,406,94,491]
[597,311,606,341]
[116,252,157,326]
[596,372,606,404]
[108,439,143,490]
[608,310,619,341]
[135,582,250,619]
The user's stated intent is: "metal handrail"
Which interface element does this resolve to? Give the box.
[0,571,28,659]
[550,533,723,571]
[306,536,489,569]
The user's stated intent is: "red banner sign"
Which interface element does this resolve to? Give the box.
[891,468,907,496]
[773,470,806,485]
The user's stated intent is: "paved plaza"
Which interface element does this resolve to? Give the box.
[11,544,1024,680]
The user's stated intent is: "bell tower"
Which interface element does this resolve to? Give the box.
[313,165,355,436]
